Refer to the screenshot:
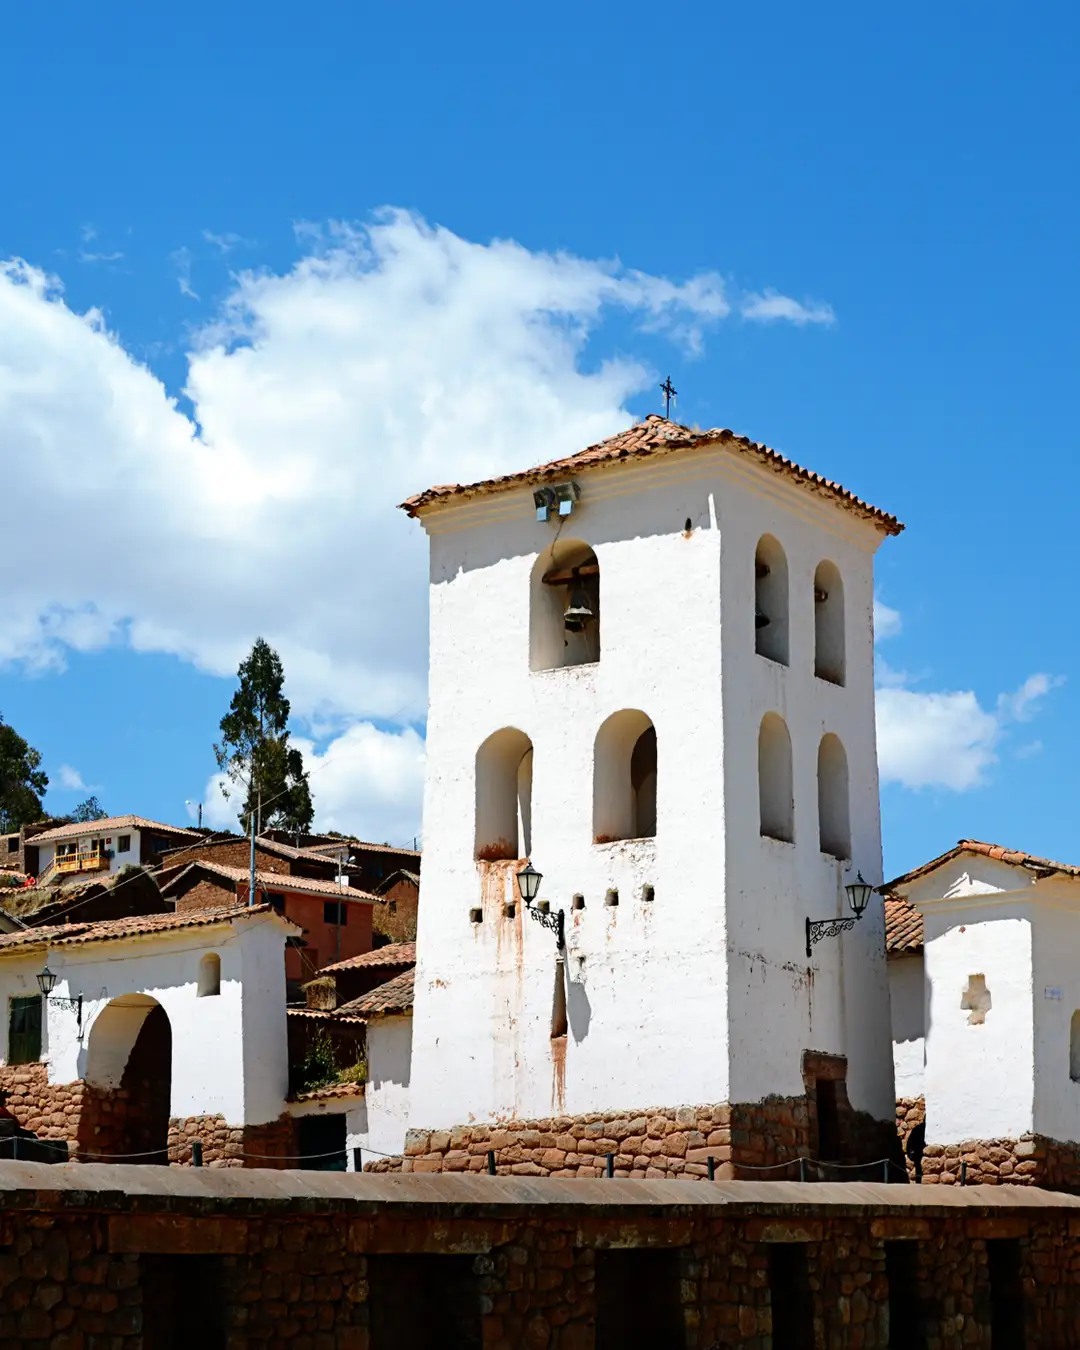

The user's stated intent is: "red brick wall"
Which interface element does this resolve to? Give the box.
[163,839,293,874]
[283,893,373,979]
[171,876,240,912]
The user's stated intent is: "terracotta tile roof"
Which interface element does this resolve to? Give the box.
[883,839,1080,893]
[0,903,290,954]
[337,968,415,1018]
[400,414,903,535]
[302,839,421,860]
[158,860,379,904]
[31,816,201,845]
[287,1082,367,1103]
[286,1006,367,1025]
[320,942,416,975]
[884,898,923,953]
[374,870,420,896]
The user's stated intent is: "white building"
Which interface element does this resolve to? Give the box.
[886,839,1080,1186]
[400,414,903,1168]
[0,905,296,1163]
[28,815,200,883]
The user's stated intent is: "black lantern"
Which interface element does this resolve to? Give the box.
[36,966,57,997]
[844,873,873,919]
[36,964,82,1033]
[517,863,542,905]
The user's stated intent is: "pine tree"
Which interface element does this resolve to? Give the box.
[214,639,314,835]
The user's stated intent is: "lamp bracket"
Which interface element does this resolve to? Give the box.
[46,994,83,1035]
[527,903,565,948]
[805,915,857,960]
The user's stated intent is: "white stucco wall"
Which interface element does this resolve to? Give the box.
[1028,896,1080,1144]
[0,912,291,1126]
[347,1014,412,1163]
[408,446,895,1130]
[913,861,1037,1145]
[888,952,925,1100]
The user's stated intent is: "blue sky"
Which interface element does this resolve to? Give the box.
[0,0,1076,872]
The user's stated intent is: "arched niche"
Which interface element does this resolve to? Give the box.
[818,733,851,859]
[197,953,221,997]
[755,534,789,665]
[475,727,534,861]
[530,539,600,671]
[814,560,845,685]
[758,713,794,843]
[593,710,656,843]
[82,995,173,1164]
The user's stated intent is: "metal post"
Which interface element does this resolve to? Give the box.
[248,792,257,907]
[352,1147,363,1174]
[883,1159,889,1183]
[798,1157,806,1183]
[487,1150,496,1175]
[192,1140,203,1167]
[960,1161,967,1187]
[707,1156,716,1181]
[605,1153,615,1178]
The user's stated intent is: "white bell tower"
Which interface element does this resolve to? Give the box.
[402,416,901,1161]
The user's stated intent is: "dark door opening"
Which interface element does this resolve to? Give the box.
[988,1238,1026,1349]
[143,1255,225,1350]
[298,1113,347,1171]
[768,1243,814,1350]
[885,1241,926,1349]
[595,1248,684,1349]
[815,1077,841,1162]
[369,1254,481,1349]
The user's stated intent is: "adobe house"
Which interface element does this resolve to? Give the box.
[23,816,200,884]
[159,830,345,880]
[156,860,379,994]
[398,414,903,1178]
[373,868,419,943]
[304,942,416,1010]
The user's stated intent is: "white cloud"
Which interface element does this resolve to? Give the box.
[739,290,835,326]
[56,764,88,792]
[873,597,902,641]
[0,211,833,838]
[202,230,252,255]
[169,247,199,299]
[202,722,425,846]
[877,665,1063,792]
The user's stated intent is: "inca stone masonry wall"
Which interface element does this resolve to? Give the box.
[1,1167,1080,1349]
[383,1092,900,1183]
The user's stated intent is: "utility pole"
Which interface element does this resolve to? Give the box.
[248,786,261,907]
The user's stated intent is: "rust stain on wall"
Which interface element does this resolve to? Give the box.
[551,1034,567,1114]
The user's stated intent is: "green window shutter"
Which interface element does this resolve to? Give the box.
[8,996,42,1065]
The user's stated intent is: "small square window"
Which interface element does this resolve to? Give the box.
[323,901,348,926]
[117,835,131,853]
[388,900,397,915]
[7,837,17,853]
[267,893,285,915]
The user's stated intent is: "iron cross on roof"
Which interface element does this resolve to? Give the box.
[659,375,677,418]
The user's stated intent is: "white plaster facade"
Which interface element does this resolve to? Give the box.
[407,438,896,1131]
[347,1015,412,1165]
[900,855,1080,1147]
[888,952,926,1100]
[35,827,145,877]
[0,910,294,1126]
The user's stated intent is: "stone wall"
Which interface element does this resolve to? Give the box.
[168,1113,296,1169]
[389,1094,901,1183]
[921,1132,1080,1192]
[1,1168,1080,1348]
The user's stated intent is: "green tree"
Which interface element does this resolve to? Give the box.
[0,717,48,833]
[71,796,107,822]
[214,638,314,835]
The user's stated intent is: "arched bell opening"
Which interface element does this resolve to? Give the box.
[530,540,600,671]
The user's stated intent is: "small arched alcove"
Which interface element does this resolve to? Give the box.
[475,727,534,861]
[197,953,221,997]
[755,534,789,665]
[818,733,851,859]
[758,713,794,843]
[82,995,172,1163]
[530,539,600,671]
[593,710,656,843]
[814,561,845,686]
[1070,1012,1080,1082]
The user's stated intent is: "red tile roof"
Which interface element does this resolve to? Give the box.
[287,1082,367,1103]
[400,414,903,535]
[883,839,1080,893]
[338,968,415,1017]
[320,942,416,975]
[159,861,379,904]
[884,898,923,953]
[0,904,290,953]
[32,816,200,845]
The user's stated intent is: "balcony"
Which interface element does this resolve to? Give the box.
[54,848,109,876]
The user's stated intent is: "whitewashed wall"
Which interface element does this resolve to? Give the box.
[347,1014,412,1163]
[889,952,926,1100]
[408,447,895,1130]
[0,913,291,1126]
